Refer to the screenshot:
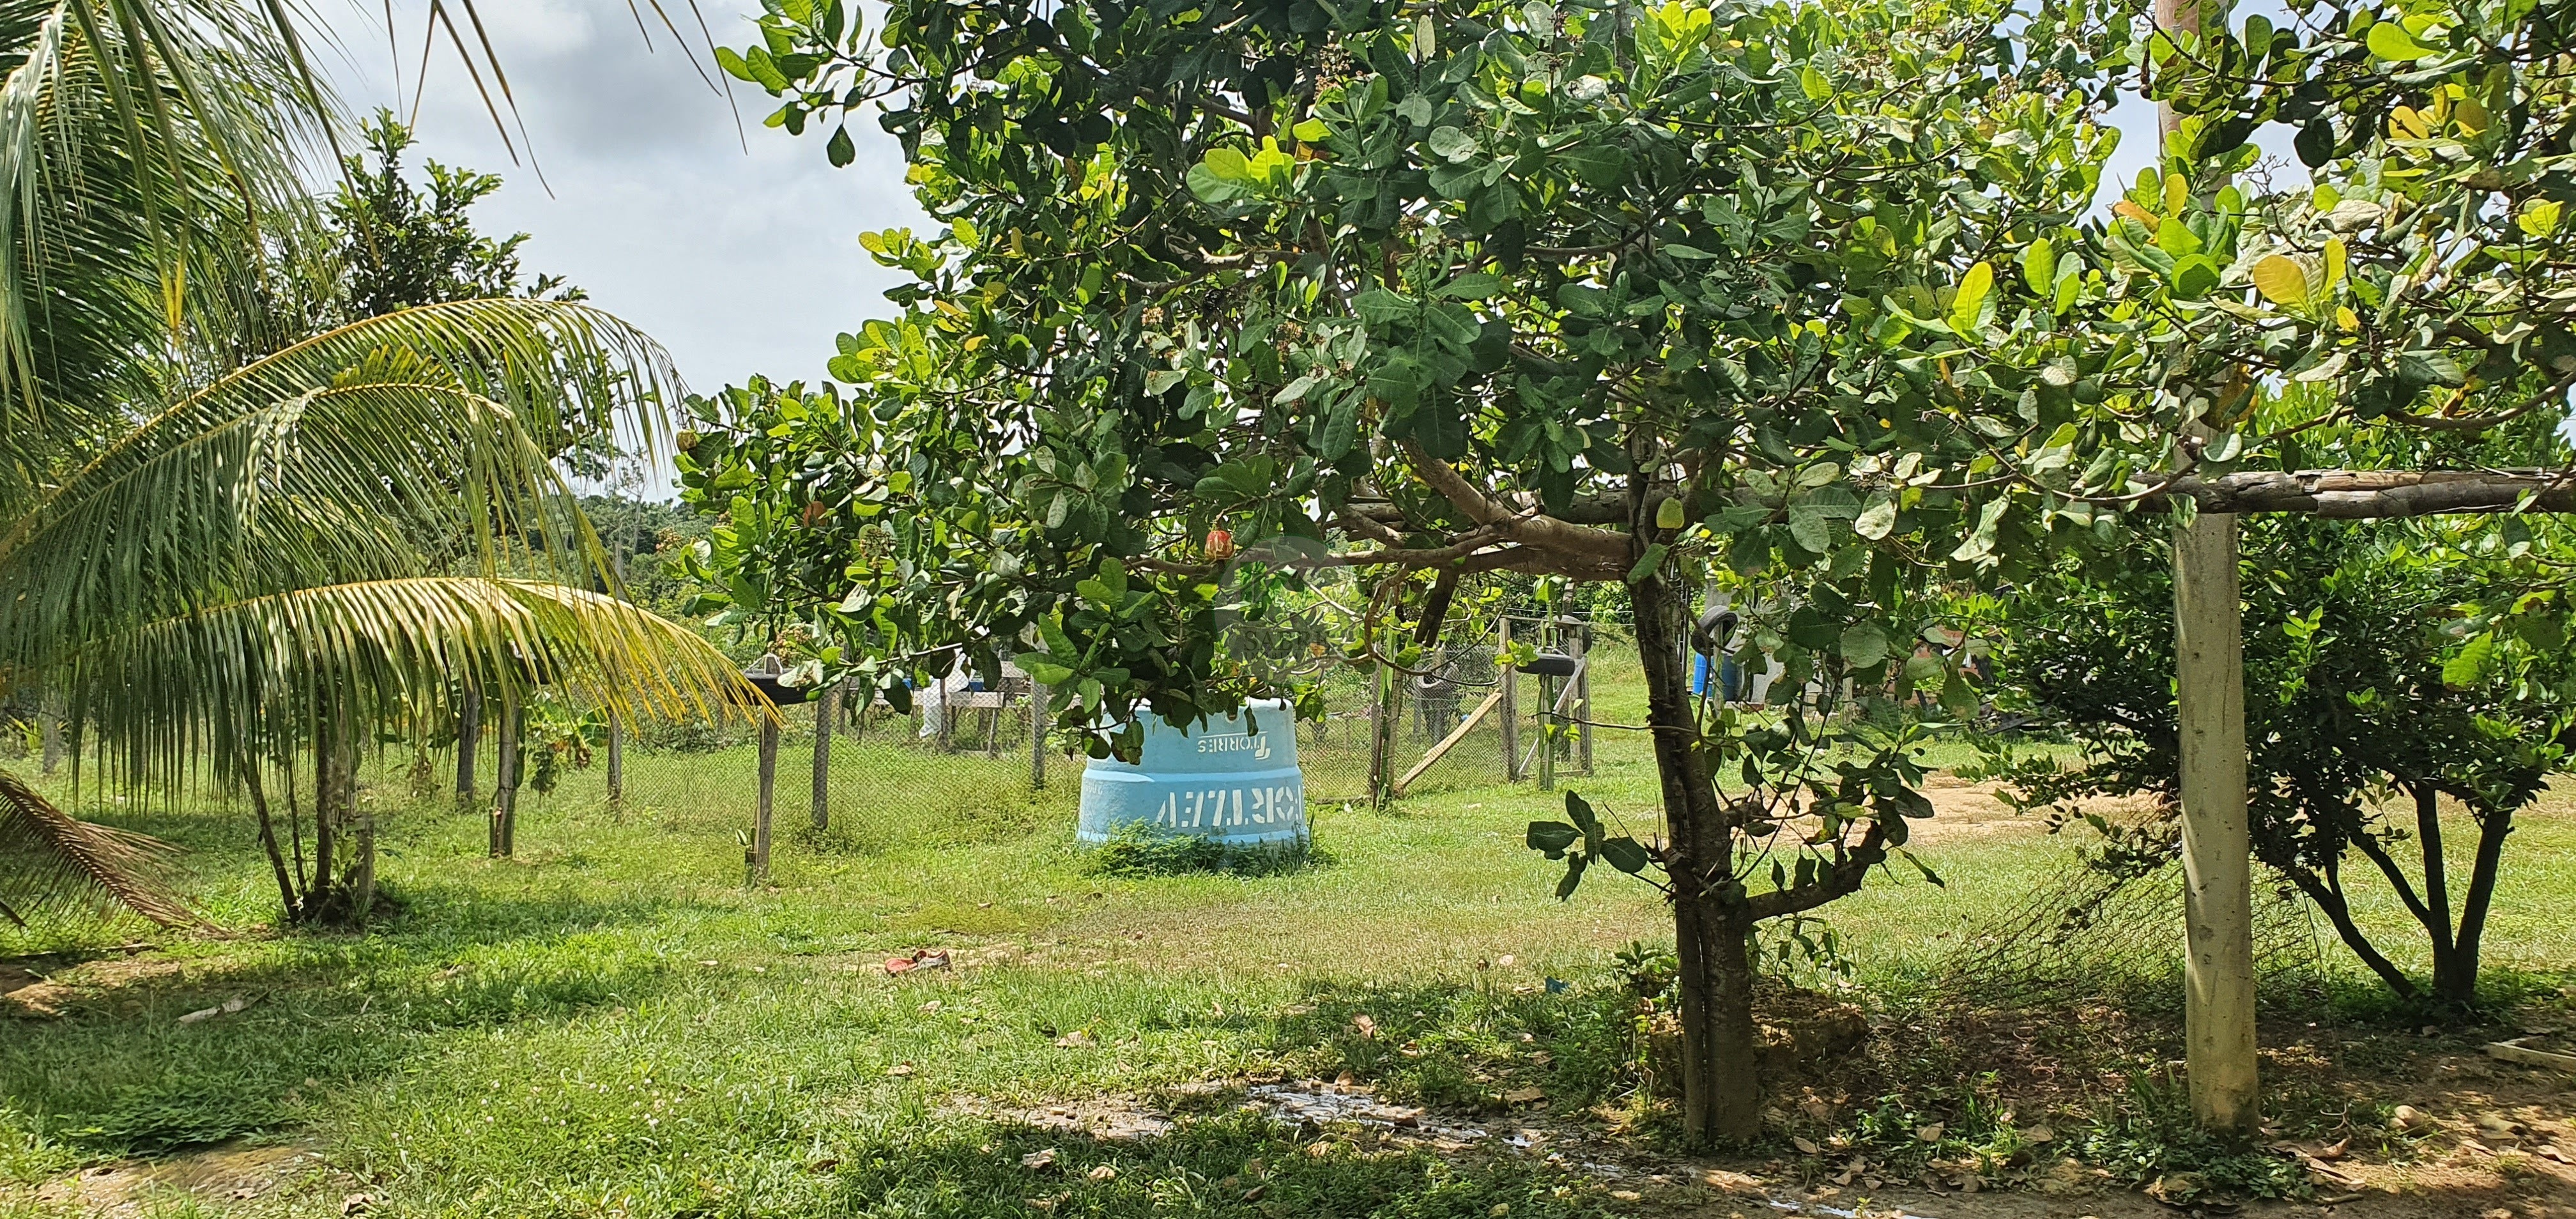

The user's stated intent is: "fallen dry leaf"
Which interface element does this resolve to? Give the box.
[1917,1123,1945,1142]
[1086,1165,1117,1181]
[1793,1136,1822,1155]
[1020,1148,1059,1171]
[1501,1086,1547,1105]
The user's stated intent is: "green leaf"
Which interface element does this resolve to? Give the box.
[2169,253,2222,298]
[1556,144,1626,187]
[2154,217,2202,257]
[1016,654,1076,686]
[2442,632,2495,688]
[1838,622,1890,668]
[1625,542,1671,585]
[1564,791,1602,836]
[1853,493,1897,540]
[1787,503,1830,554]
[1948,262,1994,332]
[1440,273,1505,300]
[1427,126,1478,162]
[2366,22,2430,59]
[1354,289,1419,327]
[1554,855,1590,900]
[1598,837,1651,875]
[2020,238,2055,295]
[1526,821,1581,857]
[1939,670,1979,717]
[827,125,855,167]
[1798,65,1830,100]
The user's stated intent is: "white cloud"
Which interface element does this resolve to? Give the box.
[318,1,927,394]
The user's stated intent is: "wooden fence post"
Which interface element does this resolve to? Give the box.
[2175,506,2259,1133]
[811,685,836,831]
[1030,682,1049,790]
[753,716,778,884]
[1499,617,1520,781]
[2156,0,2258,1137]
[605,709,624,807]
[1572,626,1593,775]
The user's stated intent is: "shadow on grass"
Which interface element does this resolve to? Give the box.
[814,1108,1610,1219]
[0,889,719,1156]
[1253,980,1641,1119]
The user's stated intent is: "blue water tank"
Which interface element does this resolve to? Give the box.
[1078,700,1306,848]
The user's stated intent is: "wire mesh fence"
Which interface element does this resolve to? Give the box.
[371,609,1651,871]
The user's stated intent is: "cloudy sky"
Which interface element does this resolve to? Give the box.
[318,1,926,395]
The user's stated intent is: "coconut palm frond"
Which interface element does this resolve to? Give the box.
[0,0,325,437]
[151,298,687,462]
[0,377,604,677]
[0,767,199,928]
[55,577,758,792]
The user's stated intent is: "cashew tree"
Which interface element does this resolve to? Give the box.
[722,0,2143,1141]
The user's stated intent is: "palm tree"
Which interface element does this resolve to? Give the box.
[0,4,751,928]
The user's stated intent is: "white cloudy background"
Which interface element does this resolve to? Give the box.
[316,1,926,394]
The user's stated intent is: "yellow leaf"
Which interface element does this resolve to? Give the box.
[2112,200,2158,228]
[2518,199,2563,238]
[2336,306,2361,332]
[2164,172,2189,217]
[2391,106,2431,139]
[2251,255,2313,308]
[2324,238,2348,288]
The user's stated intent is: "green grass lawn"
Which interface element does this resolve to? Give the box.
[4,704,2572,1218]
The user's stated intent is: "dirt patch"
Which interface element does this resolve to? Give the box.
[34,1140,320,1216]
[1,949,185,1020]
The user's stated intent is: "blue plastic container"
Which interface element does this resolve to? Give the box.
[1078,700,1306,848]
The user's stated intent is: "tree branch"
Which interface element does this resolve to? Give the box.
[1395,441,1630,578]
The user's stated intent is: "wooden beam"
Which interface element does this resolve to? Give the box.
[1393,689,1505,798]
[2161,469,2576,518]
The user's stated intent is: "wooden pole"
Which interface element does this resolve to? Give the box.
[2174,507,2259,1132]
[754,716,778,884]
[1537,623,1556,792]
[811,686,836,831]
[605,709,624,806]
[1393,688,1504,797]
[1572,625,1593,776]
[2158,0,2259,1135]
[1367,658,1397,807]
[1030,682,1049,790]
[1499,617,1521,781]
